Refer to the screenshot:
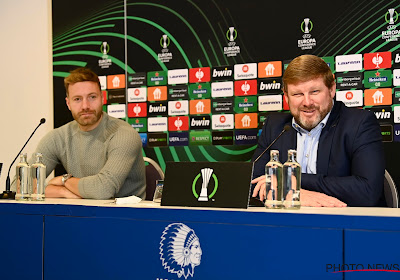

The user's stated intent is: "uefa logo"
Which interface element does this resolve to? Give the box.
[160,223,202,279]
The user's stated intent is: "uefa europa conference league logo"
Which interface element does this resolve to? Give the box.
[383,8,400,41]
[158,34,173,63]
[224,26,240,57]
[98,41,112,69]
[192,168,218,201]
[298,18,316,50]
[160,223,202,279]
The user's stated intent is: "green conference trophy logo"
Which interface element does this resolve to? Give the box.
[301,18,313,33]
[100,41,110,55]
[192,168,218,201]
[160,34,170,48]
[226,27,237,42]
[385,8,399,24]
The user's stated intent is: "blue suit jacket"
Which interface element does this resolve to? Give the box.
[252,101,385,207]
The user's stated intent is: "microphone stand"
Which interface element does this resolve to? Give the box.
[248,125,291,207]
[0,119,46,199]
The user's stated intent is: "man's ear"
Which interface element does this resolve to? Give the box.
[65,97,71,111]
[330,83,336,99]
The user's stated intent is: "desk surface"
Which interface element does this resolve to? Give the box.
[1,197,400,216]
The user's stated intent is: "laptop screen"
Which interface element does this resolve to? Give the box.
[161,161,253,209]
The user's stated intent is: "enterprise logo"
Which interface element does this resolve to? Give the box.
[148,117,168,132]
[335,54,362,72]
[107,104,126,119]
[168,69,189,85]
[211,81,234,97]
[258,95,283,111]
[393,69,400,86]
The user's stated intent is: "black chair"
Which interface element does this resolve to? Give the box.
[384,169,399,208]
[144,157,164,201]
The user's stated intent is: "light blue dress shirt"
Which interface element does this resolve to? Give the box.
[292,109,332,174]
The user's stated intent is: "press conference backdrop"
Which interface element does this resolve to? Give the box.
[52,0,400,186]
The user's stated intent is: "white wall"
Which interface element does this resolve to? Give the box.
[0,0,53,191]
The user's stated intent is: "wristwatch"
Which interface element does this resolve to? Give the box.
[61,174,73,185]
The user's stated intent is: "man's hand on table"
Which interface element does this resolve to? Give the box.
[301,189,347,207]
[45,176,82,199]
[251,175,347,207]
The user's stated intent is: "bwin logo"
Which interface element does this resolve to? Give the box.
[149,105,166,113]
[212,68,232,78]
[375,110,391,119]
[259,81,281,91]
[160,223,202,279]
[191,118,210,126]
[395,53,400,63]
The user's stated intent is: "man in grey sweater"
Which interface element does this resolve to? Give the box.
[38,67,145,199]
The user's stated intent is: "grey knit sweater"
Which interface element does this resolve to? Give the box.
[35,113,146,199]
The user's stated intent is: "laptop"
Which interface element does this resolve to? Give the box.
[161,161,253,209]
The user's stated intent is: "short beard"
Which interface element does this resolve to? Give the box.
[293,100,333,131]
[73,110,103,127]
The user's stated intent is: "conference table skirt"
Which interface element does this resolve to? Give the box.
[1,199,400,280]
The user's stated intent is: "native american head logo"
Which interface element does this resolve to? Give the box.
[160,223,202,279]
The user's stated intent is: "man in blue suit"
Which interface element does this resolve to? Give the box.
[252,55,385,207]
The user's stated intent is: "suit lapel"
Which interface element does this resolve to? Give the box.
[317,101,341,175]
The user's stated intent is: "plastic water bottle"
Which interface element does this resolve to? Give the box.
[283,149,301,209]
[31,153,46,201]
[264,150,283,208]
[16,153,30,201]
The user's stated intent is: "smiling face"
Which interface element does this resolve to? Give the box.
[284,76,335,131]
[66,81,103,131]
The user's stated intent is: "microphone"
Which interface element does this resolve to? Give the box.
[253,124,291,163]
[0,118,46,199]
[249,124,291,207]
